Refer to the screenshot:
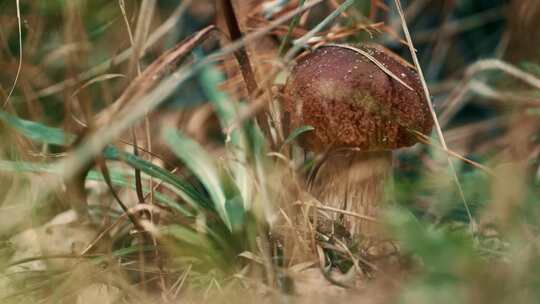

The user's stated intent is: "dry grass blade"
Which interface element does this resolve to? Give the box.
[119,0,154,208]
[124,2,158,288]
[35,0,193,100]
[466,59,540,89]
[290,0,355,54]
[128,0,156,78]
[119,0,136,50]
[469,81,540,105]
[2,0,22,109]
[96,25,217,127]
[411,130,495,176]
[295,200,380,223]
[168,264,192,299]
[80,217,127,256]
[393,0,477,231]
[80,204,162,256]
[96,158,143,230]
[440,59,540,126]
[72,74,126,100]
[324,43,414,91]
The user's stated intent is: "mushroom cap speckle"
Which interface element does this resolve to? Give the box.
[282,44,433,152]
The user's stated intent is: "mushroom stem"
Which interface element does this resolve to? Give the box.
[309,150,392,238]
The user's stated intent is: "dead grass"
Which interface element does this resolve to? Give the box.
[0,0,539,303]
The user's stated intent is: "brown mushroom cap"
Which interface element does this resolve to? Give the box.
[282,44,434,152]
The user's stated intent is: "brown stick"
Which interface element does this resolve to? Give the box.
[218,0,258,94]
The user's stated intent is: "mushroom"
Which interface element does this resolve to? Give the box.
[282,44,433,239]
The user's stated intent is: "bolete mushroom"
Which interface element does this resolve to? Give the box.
[282,44,433,239]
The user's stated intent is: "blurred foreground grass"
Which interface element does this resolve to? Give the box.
[0,0,539,303]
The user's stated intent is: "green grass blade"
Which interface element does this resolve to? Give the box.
[281,125,314,148]
[163,129,231,230]
[0,110,208,212]
[0,111,76,146]
[278,0,306,56]
[0,159,192,216]
[103,146,210,211]
[198,64,251,208]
